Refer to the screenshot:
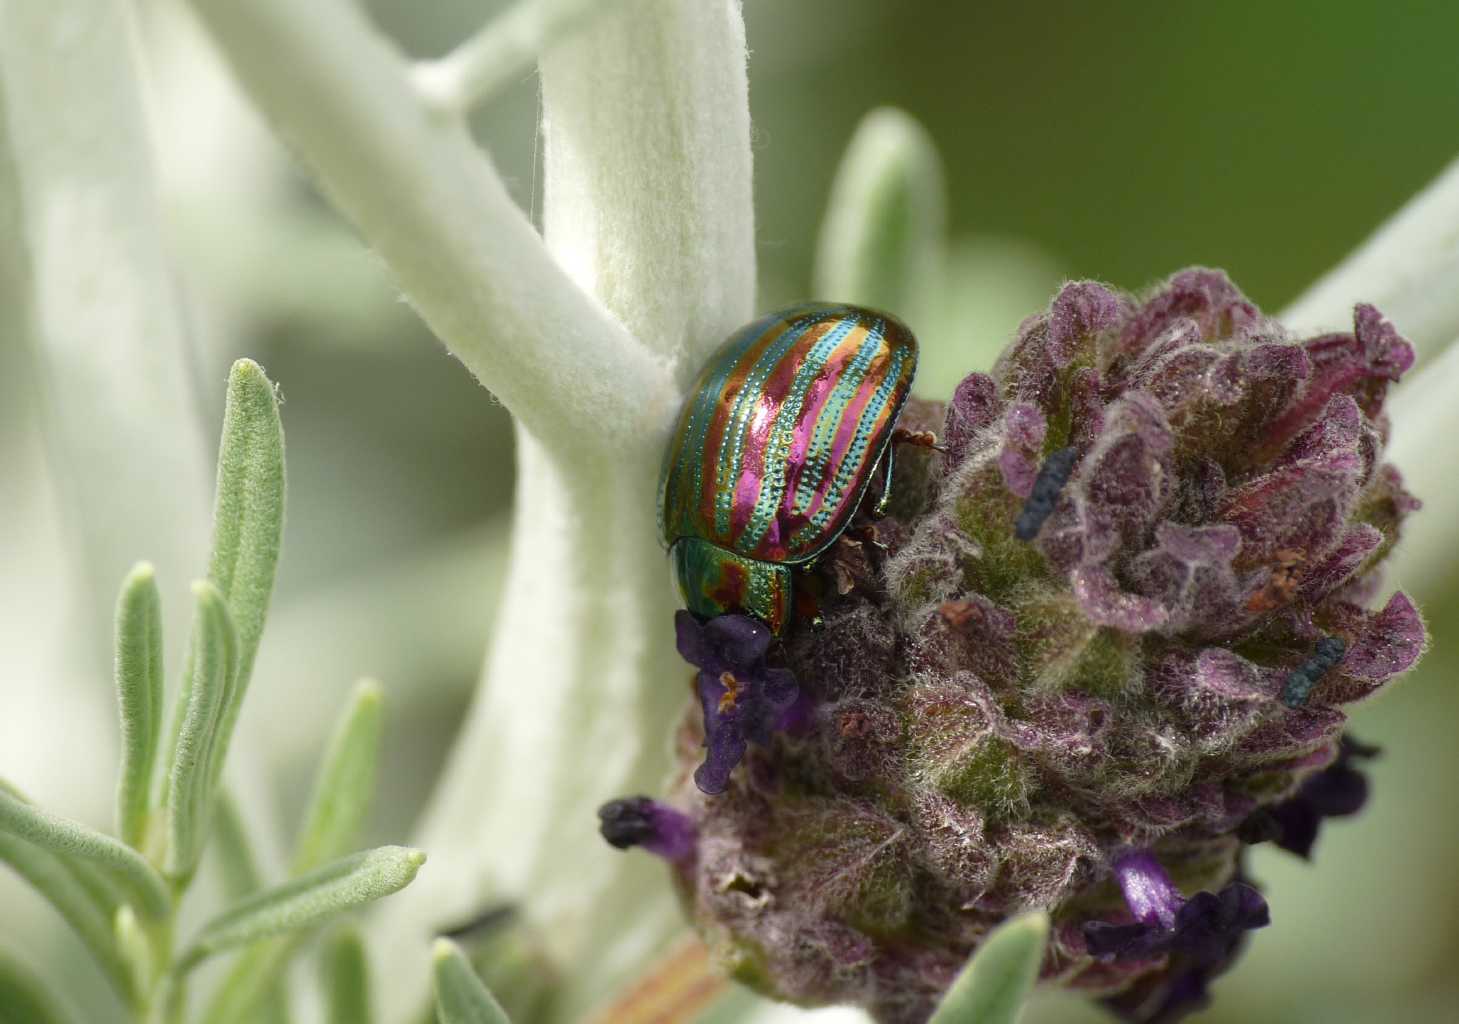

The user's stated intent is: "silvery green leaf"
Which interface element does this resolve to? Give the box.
[292,679,384,875]
[204,357,286,784]
[114,562,164,850]
[321,926,373,1024]
[207,797,294,1021]
[178,846,425,972]
[928,911,1049,1024]
[199,941,295,1024]
[0,950,76,1024]
[432,939,511,1024]
[165,581,240,881]
[201,681,385,1024]
[0,829,131,997]
[0,783,169,919]
[113,904,154,1004]
[212,790,268,902]
[815,107,946,334]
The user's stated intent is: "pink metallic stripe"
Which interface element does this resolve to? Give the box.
[795,349,887,532]
[769,328,870,550]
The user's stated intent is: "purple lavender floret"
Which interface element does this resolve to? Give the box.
[1239,735,1381,857]
[674,611,799,795]
[1082,851,1268,963]
[596,797,697,863]
[605,271,1427,1023]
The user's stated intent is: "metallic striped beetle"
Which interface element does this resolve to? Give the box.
[658,303,919,634]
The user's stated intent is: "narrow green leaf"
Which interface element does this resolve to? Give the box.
[202,793,293,1024]
[0,831,132,997]
[292,679,384,875]
[114,561,164,850]
[814,107,946,326]
[202,681,386,1024]
[199,941,297,1024]
[113,904,154,1003]
[928,911,1049,1024]
[432,939,511,1024]
[0,949,76,1024]
[205,358,286,785]
[0,785,169,919]
[321,926,372,1024]
[178,846,425,972]
[165,581,240,881]
[212,790,268,902]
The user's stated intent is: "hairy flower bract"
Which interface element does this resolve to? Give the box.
[608,269,1426,1023]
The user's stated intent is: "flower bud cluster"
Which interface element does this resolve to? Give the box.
[609,271,1427,1023]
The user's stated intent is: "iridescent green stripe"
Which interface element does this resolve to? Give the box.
[664,311,788,543]
[670,538,791,634]
[712,311,822,538]
[740,317,859,552]
[791,342,912,550]
[787,320,883,525]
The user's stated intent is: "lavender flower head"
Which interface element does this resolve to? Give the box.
[607,271,1428,1023]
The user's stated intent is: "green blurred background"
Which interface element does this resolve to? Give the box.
[4,0,1457,1021]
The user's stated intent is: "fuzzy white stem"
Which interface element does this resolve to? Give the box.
[1384,336,1459,601]
[374,2,756,1018]
[412,0,633,115]
[1283,155,1459,364]
[540,0,756,378]
[185,0,677,456]
[380,433,687,1022]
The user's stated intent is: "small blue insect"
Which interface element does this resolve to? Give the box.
[1281,636,1346,708]
[1015,446,1079,541]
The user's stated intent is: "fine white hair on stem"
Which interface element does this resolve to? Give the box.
[1283,154,1459,366]
[186,0,679,458]
[540,0,756,381]
[412,0,635,116]
[1385,336,1459,602]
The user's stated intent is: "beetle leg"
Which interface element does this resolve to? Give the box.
[892,427,944,452]
[872,446,896,518]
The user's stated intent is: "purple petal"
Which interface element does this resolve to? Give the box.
[1084,920,1171,961]
[1128,522,1242,633]
[1048,281,1127,367]
[1353,303,1415,381]
[597,796,698,863]
[694,720,748,796]
[944,372,1000,465]
[1119,269,1262,357]
[1298,524,1381,604]
[1337,591,1425,683]
[674,609,716,672]
[1072,566,1171,633]
[1279,394,1362,467]
[1169,884,1269,964]
[1113,851,1184,929]
[998,403,1049,498]
[703,613,773,669]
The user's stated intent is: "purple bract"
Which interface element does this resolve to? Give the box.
[605,271,1427,1024]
